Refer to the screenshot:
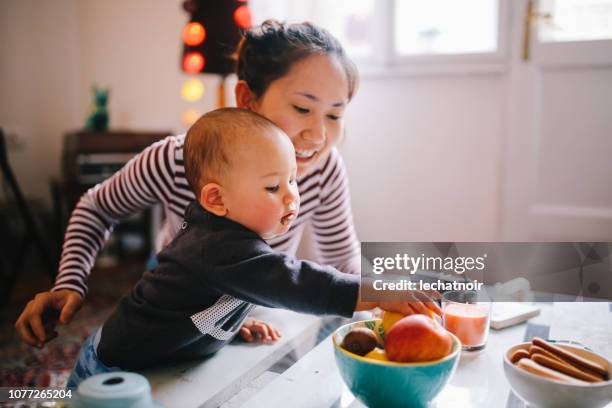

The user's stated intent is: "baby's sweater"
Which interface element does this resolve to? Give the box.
[96,202,359,369]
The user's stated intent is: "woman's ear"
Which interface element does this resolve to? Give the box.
[199,183,227,216]
[235,80,258,110]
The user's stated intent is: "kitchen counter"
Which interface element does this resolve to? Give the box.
[143,303,612,408]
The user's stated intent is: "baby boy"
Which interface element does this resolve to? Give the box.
[67,108,433,386]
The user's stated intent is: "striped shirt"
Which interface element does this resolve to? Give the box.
[53,134,360,297]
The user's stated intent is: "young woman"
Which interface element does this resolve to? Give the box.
[16,20,363,347]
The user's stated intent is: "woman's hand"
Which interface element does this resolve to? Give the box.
[14,289,83,347]
[239,318,282,344]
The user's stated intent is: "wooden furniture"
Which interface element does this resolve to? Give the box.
[55,130,171,260]
[62,130,170,191]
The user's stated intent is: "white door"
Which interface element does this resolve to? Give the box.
[504,0,612,240]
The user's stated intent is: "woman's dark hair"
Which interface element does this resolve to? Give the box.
[234,20,359,100]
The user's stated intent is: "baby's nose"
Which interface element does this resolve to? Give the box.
[284,194,295,206]
[284,190,299,207]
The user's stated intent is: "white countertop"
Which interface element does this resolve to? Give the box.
[143,303,612,408]
[142,307,326,408]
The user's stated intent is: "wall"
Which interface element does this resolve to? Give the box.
[74,0,220,131]
[0,0,218,203]
[0,0,81,202]
[0,0,504,242]
[344,74,503,241]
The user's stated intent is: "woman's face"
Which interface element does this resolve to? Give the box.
[240,54,350,177]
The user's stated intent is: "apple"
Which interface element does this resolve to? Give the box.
[385,314,453,363]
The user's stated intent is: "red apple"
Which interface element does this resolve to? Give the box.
[385,314,453,362]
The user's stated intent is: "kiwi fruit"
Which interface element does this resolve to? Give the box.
[341,327,377,356]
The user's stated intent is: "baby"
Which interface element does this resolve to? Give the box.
[67,108,436,387]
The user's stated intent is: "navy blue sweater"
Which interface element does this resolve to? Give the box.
[96,202,359,369]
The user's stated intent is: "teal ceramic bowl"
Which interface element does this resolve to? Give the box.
[333,319,461,408]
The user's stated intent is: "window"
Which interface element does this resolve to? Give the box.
[251,0,503,70]
[394,0,498,56]
[250,0,376,58]
[538,0,612,43]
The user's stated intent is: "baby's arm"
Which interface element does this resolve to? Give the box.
[203,239,359,317]
[203,238,441,319]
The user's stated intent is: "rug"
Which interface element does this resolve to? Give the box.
[0,261,144,388]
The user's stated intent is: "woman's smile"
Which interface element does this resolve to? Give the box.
[295,148,318,159]
[294,146,321,166]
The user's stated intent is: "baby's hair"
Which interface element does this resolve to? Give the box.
[234,20,359,101]
[184,107,279,196]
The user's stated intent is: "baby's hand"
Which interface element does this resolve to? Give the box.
[379,290,442,317]
[239,318,282,344]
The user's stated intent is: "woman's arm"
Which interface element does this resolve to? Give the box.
[15,136,181,347]
[54,136,179,296]
[311,149,361,274]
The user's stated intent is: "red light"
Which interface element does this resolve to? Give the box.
[183,52,205,73]
[182,22,206,46]
[233,5,252,29]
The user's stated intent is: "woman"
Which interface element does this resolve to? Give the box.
[16,20,362,347]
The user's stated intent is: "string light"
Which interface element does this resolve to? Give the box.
[182,22,206,46]
[179,1,248,123]
[233,5,252,29]
[183,52,205,73]
[181,78,205,102]
[181,109,201,126]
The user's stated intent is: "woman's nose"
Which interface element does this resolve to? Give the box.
[302,120,325,144]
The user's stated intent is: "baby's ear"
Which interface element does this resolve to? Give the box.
[199,183,227,216]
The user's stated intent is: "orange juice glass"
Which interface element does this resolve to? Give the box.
[442,291,491,351]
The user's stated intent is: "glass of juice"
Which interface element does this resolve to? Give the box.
[442,290,491,351]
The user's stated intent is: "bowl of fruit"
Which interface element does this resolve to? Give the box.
[332,313,461,408]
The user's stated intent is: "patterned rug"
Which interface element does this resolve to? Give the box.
[0,262,143,388]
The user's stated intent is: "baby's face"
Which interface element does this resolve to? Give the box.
[222,129,300,239]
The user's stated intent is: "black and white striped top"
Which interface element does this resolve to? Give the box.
[53,134,360,297]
